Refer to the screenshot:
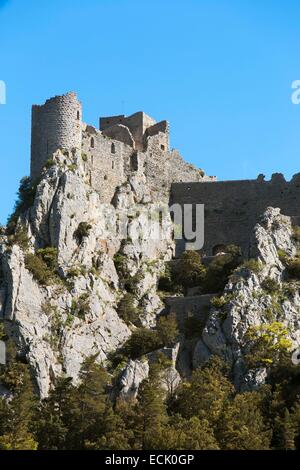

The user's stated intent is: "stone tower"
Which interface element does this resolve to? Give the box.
[31,92,82,179]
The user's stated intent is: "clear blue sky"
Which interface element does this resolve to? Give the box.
[0,0,300,223]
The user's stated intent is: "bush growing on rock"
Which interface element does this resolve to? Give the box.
[158,264,173,291]
[244,322,292,369]
[24,247,59,286]
[6,177,38,236]
[36,247,58,271]
[70,293,90,320]
[7,225,29,250]
[121,328,160,359]
[203,245,242,293]
[183,313,206,339]
[173,251,206,292]
[261,277,280,294]
[74,222,92,244]
[25,253,56,285]
[286,257,300,280]
[292,226,300,244]
[240,258,263,274]
[156,313,179,347]
[118,314,179,360]
[117,293,141,326]
[44,158,56,169]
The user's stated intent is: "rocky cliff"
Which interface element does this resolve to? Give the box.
[193,207,300,389]
[1,147,300,399]
[0,149,176,396]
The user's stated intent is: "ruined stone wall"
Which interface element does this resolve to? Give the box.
[100,112,157,151]
[102,124,135,148]
[145,121,169,150]
[166,294,214,327]
[121,112,155,151]
[31,93,82,180]
[30,92,214,206]
[81,126,133,203]
[171,174,300,257]
[99,115,126,131]
[143,134,213,201]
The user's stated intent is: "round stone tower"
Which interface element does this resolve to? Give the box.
[30,92,82,180]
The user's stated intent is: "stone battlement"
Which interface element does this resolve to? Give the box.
[171,173,300,257]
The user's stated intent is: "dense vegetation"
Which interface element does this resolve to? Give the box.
[159,246,242,296]
[1,342,300,450]
[2,178,300,450]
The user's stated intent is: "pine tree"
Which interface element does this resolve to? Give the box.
[0,361,38,450]
[217,391,271,450]
[174,356,233,426]
[136,362,169,450]
[33,376,75,449]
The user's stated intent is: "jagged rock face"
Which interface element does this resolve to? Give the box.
[193,207,300,390]
[119,344,181,398]
[0,150,174,397]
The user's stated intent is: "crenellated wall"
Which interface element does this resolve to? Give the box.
[171,174,300,257]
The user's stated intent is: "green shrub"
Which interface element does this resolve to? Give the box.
[113,253,127,276]
[158,264,183,294]
[74,222,92,244]
[211,295,228,309]
[44,158,56,169]
[261,277,280,294]
[25,253,56,285]
[183,313,205,339]
[70,293,90,320]
[286,257,300,279]
[67,266,87,278]
[156,313,179,347]
[68,163,77,172]
[124,271,144,294]
[36,247,58,271]
[81,152,88,162]
[292,226,300,243]
[173,251,206,292]
[241,258,263,274]
[203,245,242,293]
[117,293,141,326]
[121,328,160,359]
[24,247,58,286]
[158,264,173,291]
[278,249,289,263]
[118,314,179,360]
[245,322,292,368]
[6,177,38,235]
[7,225,29,250]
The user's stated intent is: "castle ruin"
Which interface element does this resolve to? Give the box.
[30,92,209,203]
[30,92,300,258]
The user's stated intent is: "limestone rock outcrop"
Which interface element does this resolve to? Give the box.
[119,343,181,398]
[193,207,300,390]
[0,150,175,396]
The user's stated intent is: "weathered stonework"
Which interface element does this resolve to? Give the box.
[171,174,300,257]
[31,92,82,180]
[30,92,212,203]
